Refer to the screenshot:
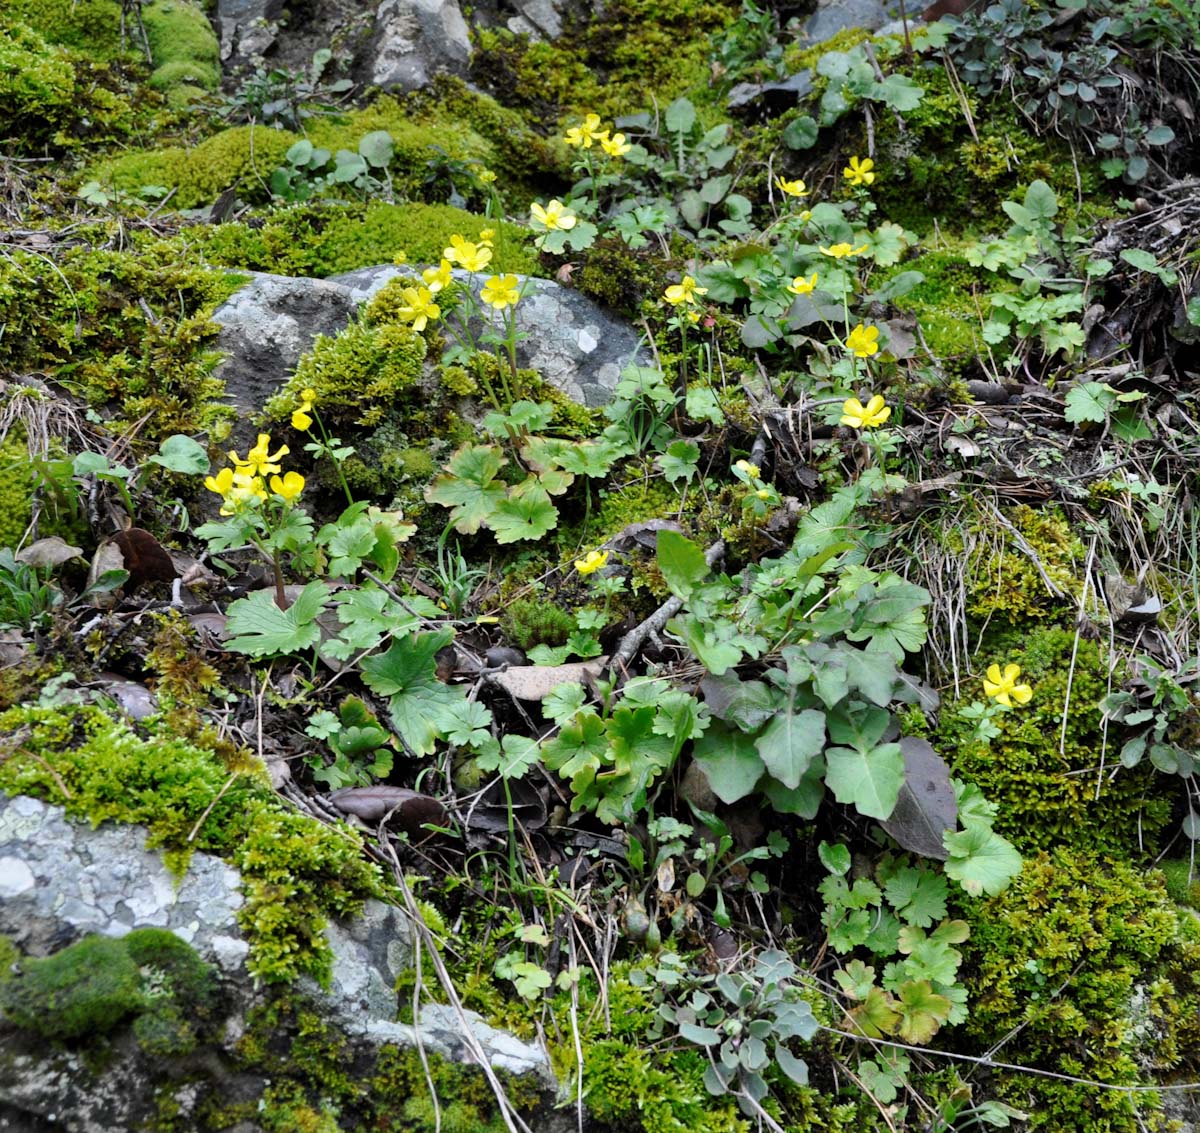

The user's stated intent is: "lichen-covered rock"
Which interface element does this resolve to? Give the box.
[365,0,472,92]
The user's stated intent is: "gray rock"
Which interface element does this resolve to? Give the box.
[216,0,283,62]
[367,0,472,91]
[727,71,814,112]
[508,0,563,38]
[802,0,891,43]
[0,793,556,1130]
[330,263,649,407]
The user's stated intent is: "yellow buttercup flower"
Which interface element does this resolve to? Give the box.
[574,550,609,575]
[734,459,760,480]
[840,394,891,429]
[292,388,316,432]
[444,235,492,273]
[663,275,707,306]
[300,388,317,403]
[530,199,577,231]
[786,272,818,296]
[820,242,869,259]
[392,251,407,266]
[396,286,441,332]
[844,156,876,186]
[269,470,305,502]
[845,323,881,359]
[422,258,453,293]
[478,168,497,183]
[775,175,808,198]
[204,466,234,497]
[983,663,1033,708]
[564,113,606,148]
[481,273,521,310]
[230,434,288,477]
[479,228,495,246]
[601,132,631,157]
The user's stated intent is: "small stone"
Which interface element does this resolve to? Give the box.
[0,856,35,897]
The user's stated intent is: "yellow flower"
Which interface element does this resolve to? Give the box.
[844,156,876,186]
[230,434,288,477]
[530,199,577,232]
[601,132,632,157]
[775,175,808,198]
[734,459,760,479]
[422,258,453,293]
[292,407,313,431]
[396,286,440,332]
[798,209,812,223]
[481,273,521,310]
[820,242,869,259]
[204,466,234,497]
[444,235,492,273]
[574,550,609,575]
[564,113,606,148]
[755,488,771,500]
[478,168,497,183]
[663,275,707,306]
[845,323,881,359]
[269,470,305,502]
[983,663,1033,708]
[392,251,407,266]
[840,394,891,429]
[786,272,818,296]
[301,388,317,403]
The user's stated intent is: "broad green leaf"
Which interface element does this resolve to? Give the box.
[225,582,330,657]
[510,961,552,999]
[834,959,877,999]
[943,820,1022,896]
[774,1045,808,1086]
[849,986,900,1038]
[884,867,948,927]
[360,629,454,697]
[656,440,701,484]
[424,444,507,534]
[763,757,824,817]
[782,115,818,150]
[895,980,952,1043]
[149,434,209,474]
[755,708,826,789]
[656,529,709,599]
[357,129,394,168]
[489,490,558,543]
[825,740,904,819]
[386,679,463,757]
[542,711,608,782]
[665,97,696,134]
[1022,179,1058,220]
[1063,381,1117,425]
[477,735,541,778]
[692,724,763,804]
[873,73,924,111]
[818,841,851,876]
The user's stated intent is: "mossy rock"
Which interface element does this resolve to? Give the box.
[142,0,219,71]
[0,934,142,1040]
[6,0,124,59]
[148,58,219,93]
[0,23,78,150]
[963,846,1200,1132]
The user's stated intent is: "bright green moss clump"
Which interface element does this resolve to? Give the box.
[7,0,124,58]
[963,847,1200,1132]
[0,703,385,984]
[942,626,1172,855]
[142,0,219,86]
[0,23,78,149]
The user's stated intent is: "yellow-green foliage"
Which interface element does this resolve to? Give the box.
[92,95,502,209]
[7,0,124,58]
[0,23,77,148]
[0,241,241,443]
[501,598,575,651]
[471,0,737,126]
[197,200,536,278]
[0,434,34,551]
[963,847,1200,1132]
[597,473,679,537]
[956,503,1086,622]
[0,703,384,983]
[942,626,1172,855]
[883,250,986,366]
[142,0,219,92]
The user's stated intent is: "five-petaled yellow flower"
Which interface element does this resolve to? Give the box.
[983,663,1033,708]
[734,459,760,479]
[565,113,606,148]
[574,550,609,575]
[230,434,288,478]
[206,466,266,515]
[481,273,521,310]
[664,275,707,306]
[601,132,631,158]
[422,259,453,293]
[530,199,577,231]
[397,286,441,331]
[840,394,891,429]
[820,242,869,259]
[787,272,818,296]
[844,156,876,186]
[444,235,492,273]
[845,323,880,358]
[479,228,495,246]
[269,470,305,502]
[775,176,808,198]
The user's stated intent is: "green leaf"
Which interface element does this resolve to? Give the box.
[692,723,763,803]
[755,708,826,790]
[818,841,851,876]
[665,97,696,134]
[510,961,552,999]
[1121,247,1163,274]
[361,629,460,755]
[884,867,949,927]
[1022,179,1058,221]
[224,582,330,657]
[149,434,209,474]
[943,820,1022,896]
[873,73,924,111]
[1064,381,1117,424]
[849,986,900,1038]
[542,711,607,782]
[781,115,819,150]
[360,630,454,697]
[489,490,558,543]
[656,529,709,599]
[477,735,541,778]
[825,741,904,820]
[763,757,824,817]
[656,440,701,484]
[357,129,394,168]
[895,980,952,1043]
[424,444,507,534]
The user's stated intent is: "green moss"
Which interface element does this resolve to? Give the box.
[197,200,536,278]
[596,473,678,538]
[0,934,142,1040]
[1158,860,1200,909]
[142,0,219,70]
[962,847,1200,1132]
[0,433,34,551]
[7,0,124,58]
[0,703,385,984]
[0,23,78,149]
[501,598,575,651]
[882,249,986,366]
[940,626,1172,855]
[148,59,219,92]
